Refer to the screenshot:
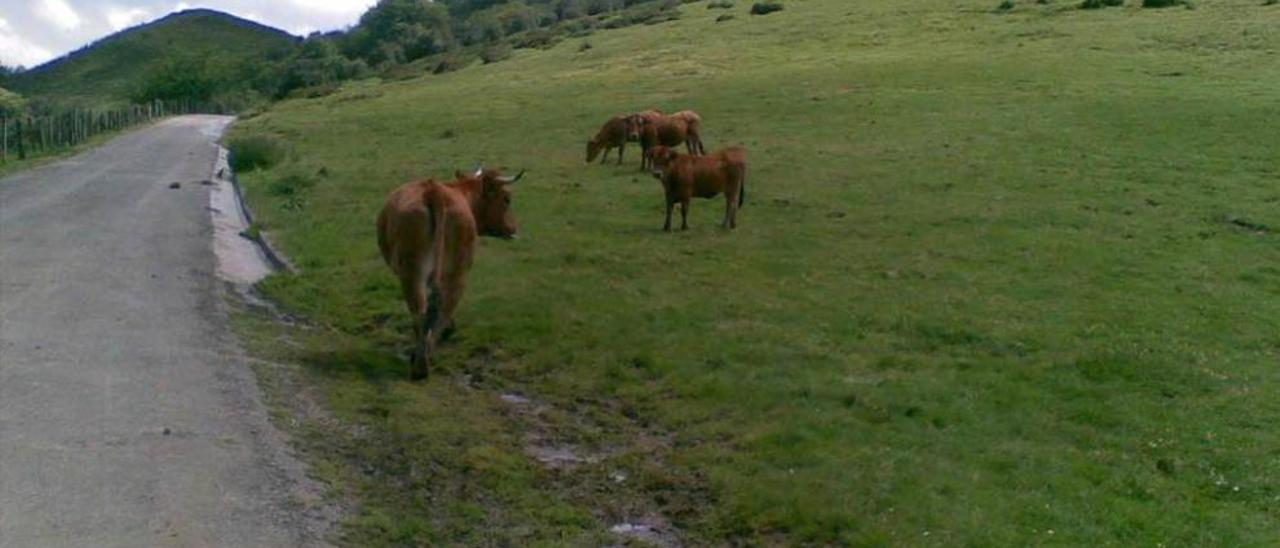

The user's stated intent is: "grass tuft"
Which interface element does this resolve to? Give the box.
[227,134,285,173]
[750,2,785,15]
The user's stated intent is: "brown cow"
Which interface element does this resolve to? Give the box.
[649,145,747,231]
[638,110,707,171]
[376,166,523,379]
[586,115,633,165]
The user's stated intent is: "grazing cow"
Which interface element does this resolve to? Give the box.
[638,110,707,170]
[376,166,524,379]
[627,109,665,140]
[586,115,633,165]
[649,145,747,231]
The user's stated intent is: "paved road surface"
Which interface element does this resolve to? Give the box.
[0,116,319,547]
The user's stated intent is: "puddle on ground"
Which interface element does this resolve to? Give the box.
[499,393,531,405]
[609,519,681,547]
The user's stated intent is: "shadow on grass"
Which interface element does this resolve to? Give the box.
[298,341,409,383]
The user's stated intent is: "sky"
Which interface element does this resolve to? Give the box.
[0,0,378,68]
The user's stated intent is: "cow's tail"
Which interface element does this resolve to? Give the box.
[424,191,448,330]
[737,156,747,208]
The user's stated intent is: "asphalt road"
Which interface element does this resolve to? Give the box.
[0,116,320,547]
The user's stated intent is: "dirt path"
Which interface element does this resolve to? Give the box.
[0,116,324,547]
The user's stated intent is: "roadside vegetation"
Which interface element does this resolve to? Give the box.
[228,0,1280,544]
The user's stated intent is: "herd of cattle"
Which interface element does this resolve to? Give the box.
[377,108,747,378]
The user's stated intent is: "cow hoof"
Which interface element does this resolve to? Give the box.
[439,324,457,344]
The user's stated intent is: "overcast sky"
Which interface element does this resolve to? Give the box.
[0,0,378,68]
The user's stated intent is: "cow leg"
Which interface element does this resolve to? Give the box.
[600,147,610,164]
[401,275,430,380]
[723,194,733,229]
[680,198,691,230]
[618,142,625,165]
[663,199,674,232]
[428,263,470,357]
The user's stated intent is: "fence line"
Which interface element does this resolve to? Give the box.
[0,99,228,163]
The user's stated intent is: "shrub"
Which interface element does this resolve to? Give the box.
[750,2,784,15]
[511,29,562,50]
[228,135,285,173]
[716,14,735,21]
[996,0,1015,10]
[480,44,512,64]
[707,1,735,8]
[1080,0,1123,8]
[433,55,470,74]
[579,41,593,51]
[1142,0,1184,6]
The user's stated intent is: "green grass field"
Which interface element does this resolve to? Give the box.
[229,0,1280,544]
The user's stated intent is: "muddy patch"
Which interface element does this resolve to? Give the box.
[496,392,608,470]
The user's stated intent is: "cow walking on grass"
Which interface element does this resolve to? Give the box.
[648,145,747,231]
[377,167,524,379]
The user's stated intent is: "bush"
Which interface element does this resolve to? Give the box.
[1080,0,1123,8]
[480,44,513,64]
[716,14,735,22]
[996,0,1015,10]
[511,29,563,50]
[228,135,285,173]
[433,56,471,74]
[750,2,784,15]
[1141,0,1184,6]
[707,1,735,8]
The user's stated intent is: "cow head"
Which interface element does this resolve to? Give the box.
[458,166,523,239]
[624,114,644,142]
[647,145,679,177]
[586,140,604,163]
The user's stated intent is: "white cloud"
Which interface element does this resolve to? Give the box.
[35,0,84,31]
[106,7,153,31]
[0,17,56,67]
[287,0,376,16]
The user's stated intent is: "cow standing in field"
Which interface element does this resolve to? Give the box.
[638,110,707,171]
[377,167,524,379]
[648,145,747,231]
[586,115,636,165]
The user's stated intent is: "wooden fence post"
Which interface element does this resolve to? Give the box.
[16,117,25,159]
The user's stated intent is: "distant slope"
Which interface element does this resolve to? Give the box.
[8,9,297,106]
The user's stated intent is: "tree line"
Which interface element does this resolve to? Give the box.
[0,0,682,163]
[137,0,684,103]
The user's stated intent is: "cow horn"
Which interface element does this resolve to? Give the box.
[496,169,525,185]
[473,164,485,177]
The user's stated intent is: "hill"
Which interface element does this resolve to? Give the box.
[7,9,297,107]
[228,0,1280,545]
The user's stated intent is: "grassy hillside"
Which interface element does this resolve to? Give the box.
[230,0,1280,544]
[7,9,296,107]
